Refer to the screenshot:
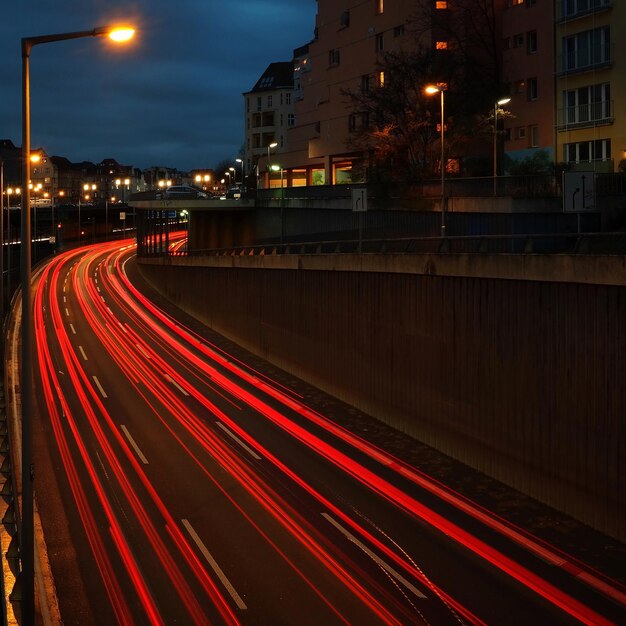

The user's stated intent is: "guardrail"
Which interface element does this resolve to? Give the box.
[174,233,626,257]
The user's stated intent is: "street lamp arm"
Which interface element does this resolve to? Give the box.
[22,25,134,56]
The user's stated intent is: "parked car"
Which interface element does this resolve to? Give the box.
[226,186,242,199]
[157,185,209,199]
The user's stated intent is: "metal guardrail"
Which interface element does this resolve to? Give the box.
[175,233,626,258]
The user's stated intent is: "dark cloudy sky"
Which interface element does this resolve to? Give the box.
[1,1,317,171]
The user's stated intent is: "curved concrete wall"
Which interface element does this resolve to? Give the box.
[139,253,625,541]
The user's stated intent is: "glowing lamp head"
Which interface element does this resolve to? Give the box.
[424,85,440,95]
[108,28,135,43]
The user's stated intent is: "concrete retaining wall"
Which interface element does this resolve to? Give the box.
[139,253,626,541]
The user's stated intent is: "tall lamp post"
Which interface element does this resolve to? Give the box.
[425,83,447,236]
[20,24,135,623]
[270,164,285,243]
[493,97,511,196]
[228,166,236,186]
[266,141,278,189]
[235,157,244,189]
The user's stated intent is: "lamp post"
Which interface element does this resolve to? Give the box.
[270,164,284,243]
[425,84,447,237]
[235,158,244,190]
[6,187,20,302]
[266,141,278,189]
[229,166,236,186]
[493,97,511,196]
[20,24,135,623]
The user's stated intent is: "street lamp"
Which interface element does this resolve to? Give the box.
[229,166,236,186]
[266,141,278,189]
[20,24,135,623]
[270,164,285,243]
[235,158,244,189]
[493,97,511,196]
[425,83,447,237]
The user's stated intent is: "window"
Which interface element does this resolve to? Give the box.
[527,30,537,53]
[267,95,273,107]
[563,26,610,72]
[256,96,262,111]
[527,77,538,100]
[246,98,250,113]
[329,49,340,66]
[287,114,295,127]
[563,82,611,124]
[508,0,524,5]
[340,10,350,27]
[513,33,524,47]
[529,125,539,147]
[280,114,283,126]
[280,93,283,105]
[285,93,291,105]
[436,41,448,50]
[375,33,384,52]
[436,1,448,7]
[375,0,384,15]
[564,138,611,163]
[563,0,611,18]
[394,24,405,37]
[503,37,511,50]
[516,126,526,139]
[361,74,371,92]
[377,71,385,87]
[525,0,536,6]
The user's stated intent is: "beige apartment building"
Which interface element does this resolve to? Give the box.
[555,0,625,172]
[281,0,421,186]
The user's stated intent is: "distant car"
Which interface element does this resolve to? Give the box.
[157,185,208,199]
[226,186,242,199]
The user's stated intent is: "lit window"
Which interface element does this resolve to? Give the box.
[377,71,385,87]
[436,1,447,8]
[375,0,384,15]
[436,41,448,50]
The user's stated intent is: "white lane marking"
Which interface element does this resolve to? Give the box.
[65,308,70,317]
[78,346,88,361]
[164,374,189,397]
[321,513,427,600]
[181,519,247,610]
[69,324,76,335]
[92,376,108,398]
[121,425,149,464]
[96,286,101,293]
[63,296,66,303]
[136,344,151,359]
[216,422,261,460]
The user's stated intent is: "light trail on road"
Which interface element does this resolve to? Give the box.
[28,234,626,625]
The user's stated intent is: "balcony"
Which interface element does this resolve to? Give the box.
[557,44,612,76]
[556,0,612,23]
[557,99,613,130]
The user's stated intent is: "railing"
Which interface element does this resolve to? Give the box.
[557,100,613,129]
[557,43,613,76]
[176,233,626,258]
[556,0,612,22]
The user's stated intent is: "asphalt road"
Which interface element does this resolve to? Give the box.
[27,235,626,625]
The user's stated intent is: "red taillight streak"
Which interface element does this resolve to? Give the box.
[42,254,224,626]
[109,246,618,625]
[63,259,237,626]
[72,252,413,625]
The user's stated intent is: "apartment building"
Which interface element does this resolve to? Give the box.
[243,62,295,188]
[502,0,555,161]
[555,0,624,172]
[283,0,420,186]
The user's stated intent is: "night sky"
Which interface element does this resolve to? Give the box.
[1,1,317,171]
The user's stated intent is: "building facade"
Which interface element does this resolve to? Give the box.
[554,0,624,172]
[502,0,555,162]
[284,0,419,186]
[243,62,295,188]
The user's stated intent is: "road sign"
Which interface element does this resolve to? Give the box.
[351,188,368,212]
[563,171,595,212]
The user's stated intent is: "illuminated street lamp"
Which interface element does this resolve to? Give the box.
[235,158,244,188]
[266,141,278,188]
[20,24,135,622]
[424,83,447,236]
[229,166,236,186]
[271,164,285,243]
[493,97,511,196]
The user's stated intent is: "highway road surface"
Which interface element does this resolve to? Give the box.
[21,234,626,625]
